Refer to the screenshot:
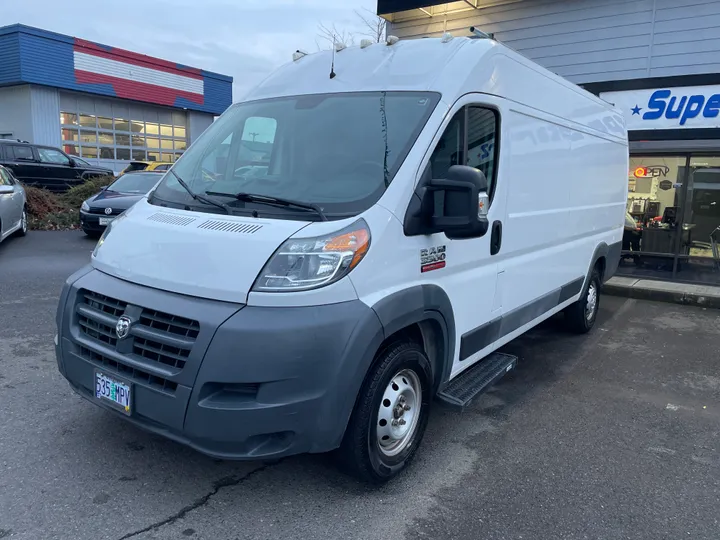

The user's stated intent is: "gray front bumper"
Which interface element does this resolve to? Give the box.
[56,268,383,459]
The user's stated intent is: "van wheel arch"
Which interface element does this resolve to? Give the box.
[370,285,456,392]
[589,242,610,284]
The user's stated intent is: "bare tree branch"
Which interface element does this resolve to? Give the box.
[316,22,355,50]
[316,10,386,51]
[354,8,387,43]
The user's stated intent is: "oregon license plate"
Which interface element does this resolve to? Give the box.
[99,217,113,226]
[95,370,131,415]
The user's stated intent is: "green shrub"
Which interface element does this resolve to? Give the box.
[61,175,115,209]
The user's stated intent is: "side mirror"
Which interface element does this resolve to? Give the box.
[430,165,488,232]
[405,165,490,239]
[0,185,14,194]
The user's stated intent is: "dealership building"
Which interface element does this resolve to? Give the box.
[0,24,232,172]
[378,0,720,284]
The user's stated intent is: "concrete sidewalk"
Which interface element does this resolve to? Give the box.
[605,276,720,309]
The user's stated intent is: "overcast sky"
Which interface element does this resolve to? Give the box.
[0,0,380,101]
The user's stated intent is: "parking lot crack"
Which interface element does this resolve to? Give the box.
[116,462,277,540]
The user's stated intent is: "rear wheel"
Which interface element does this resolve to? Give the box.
[565,268,601,334]
[337,340,432,484]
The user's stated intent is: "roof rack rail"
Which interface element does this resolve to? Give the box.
[469,26,494,40]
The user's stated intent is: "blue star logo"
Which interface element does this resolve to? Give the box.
[631,105,642,115]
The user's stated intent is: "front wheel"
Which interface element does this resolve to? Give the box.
[15,207,27,237]
[565,268,601,334]
[337,341,432,484]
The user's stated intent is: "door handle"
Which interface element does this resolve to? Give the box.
[490,220,502,255]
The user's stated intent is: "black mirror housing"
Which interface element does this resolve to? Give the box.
[403,165,490,239]
[430,166,489,239]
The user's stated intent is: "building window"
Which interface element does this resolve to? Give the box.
[79,114,96,128]
[60,112,78,125]
[60,108,188,168]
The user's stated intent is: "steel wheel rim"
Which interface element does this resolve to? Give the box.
[376,368,422,457]
[586,282,598,321]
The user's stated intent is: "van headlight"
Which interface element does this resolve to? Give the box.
[252,220,370,292]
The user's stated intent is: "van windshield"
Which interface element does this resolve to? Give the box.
[149,91,440,219]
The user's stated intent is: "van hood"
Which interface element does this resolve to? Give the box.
[91,199,310,304]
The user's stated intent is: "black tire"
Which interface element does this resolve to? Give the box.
[565,268,601,334]
[337,340,432,484]
[15,207,28,237]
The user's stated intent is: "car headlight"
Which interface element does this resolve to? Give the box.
[252,220,370,292]
[81,201,90,212]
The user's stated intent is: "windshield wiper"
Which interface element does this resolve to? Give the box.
[168,169,231,215]
[205,191,327,221]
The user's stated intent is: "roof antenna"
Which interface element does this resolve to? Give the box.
[329,39,337,79]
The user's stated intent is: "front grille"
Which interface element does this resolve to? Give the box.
[84,291,126,317]
[76,289,200,384]
[88,207,124,216]
[133,337,188,370]
[140,309,199,339]
[80,347,178,394]
[78,314,118,348]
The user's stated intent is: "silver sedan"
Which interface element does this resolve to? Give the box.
[0,165,28,244]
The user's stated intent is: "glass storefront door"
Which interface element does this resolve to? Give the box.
[623,155,688,273]
[620,154,720,284]
[682,156,720,280]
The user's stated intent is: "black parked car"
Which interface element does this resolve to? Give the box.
[80,171,164,238]
[0,139,114,193]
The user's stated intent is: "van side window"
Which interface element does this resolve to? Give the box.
[466,107,498,191]
[429,111,462,179]
[429,106,499,193]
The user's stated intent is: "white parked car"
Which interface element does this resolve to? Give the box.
[55,32,628,483]
[0,165,27,244]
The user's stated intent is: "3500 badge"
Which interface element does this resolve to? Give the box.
[420,245,446,273]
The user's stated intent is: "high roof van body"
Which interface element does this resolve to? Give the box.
[55,34,628,482]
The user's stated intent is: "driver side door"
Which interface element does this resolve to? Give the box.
[425,98,506,377]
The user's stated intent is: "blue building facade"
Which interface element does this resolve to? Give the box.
[0,24,233,172]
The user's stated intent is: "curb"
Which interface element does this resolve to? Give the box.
[604,282,720,309]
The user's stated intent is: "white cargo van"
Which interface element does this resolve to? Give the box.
[55,32,628,483]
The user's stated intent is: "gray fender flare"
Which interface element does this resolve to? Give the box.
[371,284,456,390]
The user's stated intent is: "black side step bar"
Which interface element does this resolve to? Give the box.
[437,352,517,408]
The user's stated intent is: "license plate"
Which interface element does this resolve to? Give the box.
[99,217,114,226]
[95,370,131,415]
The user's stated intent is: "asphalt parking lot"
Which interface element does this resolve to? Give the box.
[1,231,719,540]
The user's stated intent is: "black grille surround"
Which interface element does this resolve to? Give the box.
[76,290,200,393]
